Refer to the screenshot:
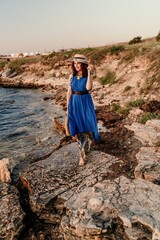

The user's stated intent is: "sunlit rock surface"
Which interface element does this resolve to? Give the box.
[0,182,25,240]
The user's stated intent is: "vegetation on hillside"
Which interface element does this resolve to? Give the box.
[0,56,41,73]
[156,31,160,41]
[99,70,117,85]
[111,99,160,124]
[1,35,159,98]
[0,59,6,71]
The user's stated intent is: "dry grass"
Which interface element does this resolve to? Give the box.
[41,44,126,67]
[99,70,117,85]
[0,59,7,71]
[8,56,40,73]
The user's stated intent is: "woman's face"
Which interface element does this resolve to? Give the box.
[74,61,82,72]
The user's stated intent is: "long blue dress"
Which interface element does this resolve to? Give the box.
[68,75,99,141]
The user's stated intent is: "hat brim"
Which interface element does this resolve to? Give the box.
[73,57,88,64]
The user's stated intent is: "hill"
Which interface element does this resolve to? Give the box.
[0,36,160,239]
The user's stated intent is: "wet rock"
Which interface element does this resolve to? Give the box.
[0,182,25,240]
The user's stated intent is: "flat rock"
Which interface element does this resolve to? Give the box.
[20,143,122,222]
[19,142,160,239]
[125,119,160,147]
[61,176,160,240]
[135,147,160,183]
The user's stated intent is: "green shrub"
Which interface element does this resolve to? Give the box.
[8,59,24,73]
[123,86,132,92]
[84,47,94,53]
[7,57,39,73]
[126,99,146,108]
[111,98,146,116]
[140,112,160,124]
[118,107,131,115]
[100,70,116,85]
[111,103,130,115]
[156,31,160,41]
[47,51,56,58]
[129,36,142,45]
[111,103,121,111]
[0,60,7,71]
[109,45,125,55]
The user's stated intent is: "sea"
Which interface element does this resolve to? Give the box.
[0,87,63,169]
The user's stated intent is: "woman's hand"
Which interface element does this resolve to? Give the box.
[87,64,93,74]
[86,65,93,90]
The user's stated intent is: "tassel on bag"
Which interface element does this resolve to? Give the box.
[65,116,70,136]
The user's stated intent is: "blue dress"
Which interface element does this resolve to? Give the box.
[68,75,99,141]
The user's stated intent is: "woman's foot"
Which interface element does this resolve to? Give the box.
[72,135,78,141]
[79,157,85,166]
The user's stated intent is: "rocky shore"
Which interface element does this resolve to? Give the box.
[0,43,160,239]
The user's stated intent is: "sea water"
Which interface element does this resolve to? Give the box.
[0,87,63,168]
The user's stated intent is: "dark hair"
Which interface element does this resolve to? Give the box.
[71,62,88,77]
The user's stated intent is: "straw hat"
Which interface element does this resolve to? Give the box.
[73,54,88,64]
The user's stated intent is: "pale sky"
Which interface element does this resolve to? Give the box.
[0,0,160,54]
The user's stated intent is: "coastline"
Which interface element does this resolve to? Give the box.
[0,53,160,239]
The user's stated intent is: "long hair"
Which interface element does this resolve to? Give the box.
[71,62,88,77]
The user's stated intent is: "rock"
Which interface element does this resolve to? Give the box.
[128,108,144,122]
[0,158,11,183]
[8,71,18,78]
[62,176,160,239]
[55,72,60,77]
[125,120,160,146]
[18,141,160,239]
[19,143,122,226]
[136,147,160,163]
[2,68,12,78]
[135,147,160,183]
[140,100,160,113]
[0,182,25,240]
[146,119,160,132]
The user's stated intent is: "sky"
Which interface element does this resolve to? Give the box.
[0,0,160,55]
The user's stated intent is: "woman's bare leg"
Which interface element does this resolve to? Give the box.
[79,147,85,165]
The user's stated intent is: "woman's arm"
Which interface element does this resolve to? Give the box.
[86,65,93,91]
[66,86,72,113]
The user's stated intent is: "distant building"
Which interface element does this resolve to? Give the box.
[30,52,35,56]
[11,53,16,58]
[23,52,29,57]
[66,48,73,52]
[18,53,23,58]
[42,52,50,55]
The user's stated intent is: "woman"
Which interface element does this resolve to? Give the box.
[66,54,99,165]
